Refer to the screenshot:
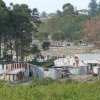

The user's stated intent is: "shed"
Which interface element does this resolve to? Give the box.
[28,64,62,79]
[43,67,62,79]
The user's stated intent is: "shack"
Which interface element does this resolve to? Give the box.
[28,64,62,79]
[74,53,100,74]
[0,62,31,82]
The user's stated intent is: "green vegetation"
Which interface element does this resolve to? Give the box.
[32,77,55,86]
[42,41,50,50]
[39,4,89,42]
[39,0,100,44]
[0,0,41,61]
[30,44,40,54]
[28,59,54,67]
[88,0,98,16]
[1,0,100,61]
[0,80,100,100]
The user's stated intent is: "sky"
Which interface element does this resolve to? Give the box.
[3,0,99,13]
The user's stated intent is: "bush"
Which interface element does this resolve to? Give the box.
[42,41,50,50]
[28,59,54,67]
[0,80,6,87]
[30,44,40,54]
[65,78,79,84]
[32,77,55,87]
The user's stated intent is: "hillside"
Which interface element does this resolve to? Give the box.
[38,1,100,43]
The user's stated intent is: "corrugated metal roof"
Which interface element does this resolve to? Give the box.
[75,53,100,63]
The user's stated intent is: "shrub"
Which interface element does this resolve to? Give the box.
[65,78,79,84]
[42,41,50,50]
[32,77,55,87]
[0,80,6,87]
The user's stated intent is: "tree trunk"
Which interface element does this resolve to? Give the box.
[0,38,1,60]
[15,38,19,62]
[20,39,24,62]
[11,43,13,61]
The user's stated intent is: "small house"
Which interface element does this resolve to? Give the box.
[74,53,100,74]
[54,53,100,75]
[54,57,70,67]
[0,62,31,82]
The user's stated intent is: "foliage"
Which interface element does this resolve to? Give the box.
[52,31,65,41]
[28,59,54,67]
[42,41,50,50]
[39,1,100,44]
[98,2,100,14]
[40,11,47,21]
[65,78,79,84]
[0,80,6,87]
[37,32,49,41]
[84,16,100,42]
[88,0,98,16]
[0,81,100,99]
[62,3,75,15]
[0,0,41,61]
[32,77,55,86]
[30,44,40,54]
[39,14,88,42]
[56,10,62,17]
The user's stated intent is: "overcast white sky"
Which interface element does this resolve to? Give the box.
[3,0,100,13]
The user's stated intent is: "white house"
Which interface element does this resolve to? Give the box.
[54,53,100,75]
[54,53,100,67]
[54,56,70,67]
[74,53,100,74]
[54,56,86,67]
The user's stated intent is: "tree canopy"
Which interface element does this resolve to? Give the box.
[38,1,100,44]
[0,0,41,61]
[88,0,98,16]
[0,0,100,61]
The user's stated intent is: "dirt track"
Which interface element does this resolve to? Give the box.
[41,45,98,57]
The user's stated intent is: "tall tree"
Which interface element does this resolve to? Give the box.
[56,10,62,17]
[0,0,9,60]
[88,0,98,16]
[97,1,100,14]
[37,32,49,41]
[84,16,100,42]
[62,3,75,15]
[51,31,65,41]
[40,11,47,21]
[8,4,41,61]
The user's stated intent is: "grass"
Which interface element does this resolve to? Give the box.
[0,79,100,100]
